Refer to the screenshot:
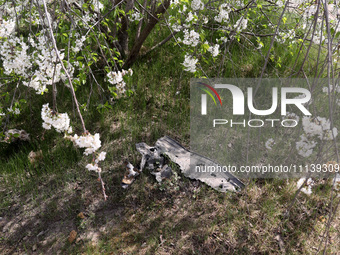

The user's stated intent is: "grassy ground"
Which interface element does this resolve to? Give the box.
[0,25,339,255]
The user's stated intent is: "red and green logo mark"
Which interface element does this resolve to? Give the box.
[198,82,222,106]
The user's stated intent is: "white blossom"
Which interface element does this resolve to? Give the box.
[182,54,198,72]
[92,0,104,13]
[234,17,248,31]
[219,37,228,43]
[322,85,340,94]
[0,19,16,38]
[283,112,300,127]
[7,107,20,115]
[186,12,195,23]
[86,163,101,172]
[107,69,132,97]
[72,133,101,155]
[107,71,123,85]
[208,44,220,57]
[276,0,284,8]
[297,177,314,195]
[296,134,317,157]
[191,0,204,11]
[129,11,142,22]
[215,4,230,23]
[95,151,106,163]
[182,29,200,47]
[302,116,338,140]
[0,37,32,78]
[41,103,72,133]
[72,36,86,53]
[172,23,182,32]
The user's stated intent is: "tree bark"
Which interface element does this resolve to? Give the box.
[117,0,135,58]
[123,0,170,68]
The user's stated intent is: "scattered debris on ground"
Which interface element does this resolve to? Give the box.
[1,129,30,143]
[121,161,140,189]
[28,150,43,166]
[130,136,245,192]
[68,230,77,243]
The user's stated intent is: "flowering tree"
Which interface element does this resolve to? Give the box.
[0,0,339,201]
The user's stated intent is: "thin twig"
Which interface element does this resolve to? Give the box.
[42,0,86,133]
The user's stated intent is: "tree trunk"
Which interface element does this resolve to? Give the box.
[117,0,135,58]
[123,0,170,68]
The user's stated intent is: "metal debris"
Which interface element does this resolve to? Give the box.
[151,164,173,183]
[135,142,164,170]
[135,141,172,183]
[136,136,245,192]
[121,161,140,189]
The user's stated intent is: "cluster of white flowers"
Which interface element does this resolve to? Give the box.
[294,94,312,105]
[7,106,20,115]
[42,102,106,173]
[296,116,338,157]
[0,0,22,18]
[296,134,317,157]
[202,16,209,24]
[186,12,197,24]
[297,177,314,195]
[208,44,220,57]
[302,116,338,141]
[277,29,296,44]
[182,29,200,47]
[283,112,300,126]
[0,29,76,94]
[25,32,76,94]
[311,29,326,45]
[169,15,182,32]
[214,4,230,23]
[72,35,86,53]
[170,0,180,6]
[276,0,284,8]
[234,18,248,32]
[182,54,198,72]
[265,138,275,150]
[0,19,15,38]
[96,151,106,162]
[0,36,32,78]
[107,69,133,96]
[70,133,101,155]
[85,151,106,172]
[172,23,182,32]
[92,0,104,13]
[322,84,340,94]
[191,0,204,11]
[219,37,228,43]
[41,103,72,133]
[304,5,318,19]
[0,5,81,94]
[129,11,142,22]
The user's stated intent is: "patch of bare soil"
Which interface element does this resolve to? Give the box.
[0,171,124,255]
